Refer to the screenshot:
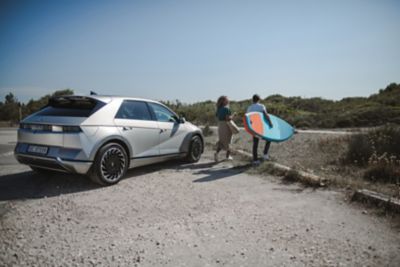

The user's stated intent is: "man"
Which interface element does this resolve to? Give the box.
[247,94,273,165]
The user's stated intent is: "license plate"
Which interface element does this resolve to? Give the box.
[30,124,45,131]
[27,145,48,155]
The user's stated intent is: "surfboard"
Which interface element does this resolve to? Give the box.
[243,112,294,142]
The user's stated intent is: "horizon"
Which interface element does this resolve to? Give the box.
[1,0,399,103]
[1,82,395,105]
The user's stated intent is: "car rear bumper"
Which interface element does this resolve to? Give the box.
[15,153,92,174]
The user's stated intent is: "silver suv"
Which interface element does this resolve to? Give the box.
[14,95,204,185]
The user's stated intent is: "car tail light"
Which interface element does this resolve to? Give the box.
[19,123,81,133]
[51,125,63,132]
[19,123,29,129]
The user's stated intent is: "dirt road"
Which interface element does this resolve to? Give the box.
[0,129,399,266]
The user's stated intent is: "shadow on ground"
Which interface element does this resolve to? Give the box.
[0,159,230,201]
[193,163,252,183]
[0,171,100,201]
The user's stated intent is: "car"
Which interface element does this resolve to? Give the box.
[14,95,204,185]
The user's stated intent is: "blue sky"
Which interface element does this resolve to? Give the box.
[0,0,399,103]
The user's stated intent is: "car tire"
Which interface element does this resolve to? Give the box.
[89,143,128,185]
[185,135,203,163]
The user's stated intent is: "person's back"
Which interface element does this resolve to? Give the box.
[247,102,267,113]
[247,94,272,165]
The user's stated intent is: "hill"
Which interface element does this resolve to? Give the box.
[164,83,400,128]
[0,83,399,129]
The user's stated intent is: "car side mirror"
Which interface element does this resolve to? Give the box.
[179,116,186,124]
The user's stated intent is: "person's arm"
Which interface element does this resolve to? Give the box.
[263,108,273,127]
[225,108,235,121]
[263,111,273,127]
[226,113,236,121]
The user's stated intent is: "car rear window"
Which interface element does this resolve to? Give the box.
[36,96,106,117]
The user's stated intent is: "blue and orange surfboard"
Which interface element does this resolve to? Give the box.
[243,112,294,142]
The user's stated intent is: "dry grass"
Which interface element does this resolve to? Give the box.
[201,125,214,137]
[0,121,17,127]
[204,128,399,196]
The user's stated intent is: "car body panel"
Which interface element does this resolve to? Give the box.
[14,95,204,176]
[81,97,122,126]
[158,121,187,155]
[114,118,160,158]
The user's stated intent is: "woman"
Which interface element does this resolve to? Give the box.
[215,95,235,162]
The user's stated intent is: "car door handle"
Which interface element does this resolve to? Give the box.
[123,126,133,131]
[160,129,166,133]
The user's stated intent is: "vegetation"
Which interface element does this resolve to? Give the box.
[202,125,213,137]
[0,83,399,129]
[344,125,400,184]
[164,83,400,128]
[0,89,74,123]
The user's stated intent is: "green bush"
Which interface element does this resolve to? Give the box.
[363,164,400,184]
[345,125,400,165]
[346,134,373,165]
[202,125,213,137]
[344,125,400,184]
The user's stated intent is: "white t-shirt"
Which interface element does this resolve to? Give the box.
[247,103,267,113]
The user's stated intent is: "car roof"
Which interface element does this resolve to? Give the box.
[66,95,163,104]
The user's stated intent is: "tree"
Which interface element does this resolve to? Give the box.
[0,92,20,122]
[22,89,74,118]
[5,92,17,104]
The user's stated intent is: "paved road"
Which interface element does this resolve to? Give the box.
[0,129,399,266]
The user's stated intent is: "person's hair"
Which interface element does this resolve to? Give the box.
[216,95,228,108]
[252,94,260,103]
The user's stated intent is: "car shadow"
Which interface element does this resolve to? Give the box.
[0,170,100,201]
[0,159,219,201]
[0,159,251,201]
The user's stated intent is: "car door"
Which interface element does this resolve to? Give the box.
[148,102,186,155]
[114,100,160,158]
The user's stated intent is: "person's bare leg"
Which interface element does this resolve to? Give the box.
[214,142,221,162]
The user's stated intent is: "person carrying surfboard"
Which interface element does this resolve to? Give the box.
[214,95,235,162]
[247,94,273,165]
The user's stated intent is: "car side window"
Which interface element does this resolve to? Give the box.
[148,103,177,123]
[115,101,152,121]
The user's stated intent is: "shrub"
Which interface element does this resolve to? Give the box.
[283,169,301,183]
[202,124,213,137]
[364,164,400,184]
[345,125,400,165]
[345,134,373,165]
[344,125,400,184]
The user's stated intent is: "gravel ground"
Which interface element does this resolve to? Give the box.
[1,129,400,266]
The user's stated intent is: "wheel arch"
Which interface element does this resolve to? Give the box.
[90,135,132,163]
[179,130,204,154]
